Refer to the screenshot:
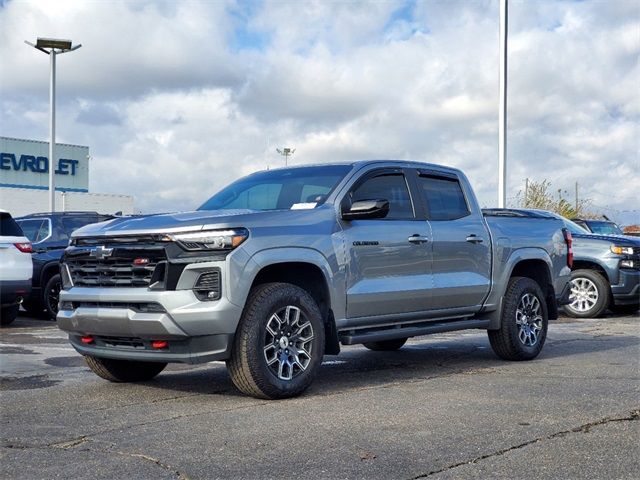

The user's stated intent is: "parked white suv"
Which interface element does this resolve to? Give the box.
[0,210,33,326]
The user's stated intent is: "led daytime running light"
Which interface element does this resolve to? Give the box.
[169,228,248,251]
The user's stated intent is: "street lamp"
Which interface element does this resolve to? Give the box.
[276,147,296,166]
[25,37,81,212]
[498,0,508,208]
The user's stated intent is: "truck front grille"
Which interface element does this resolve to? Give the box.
[65,246,167,288]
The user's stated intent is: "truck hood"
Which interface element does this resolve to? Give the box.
[72,207,334,237]
[572,232,640,246]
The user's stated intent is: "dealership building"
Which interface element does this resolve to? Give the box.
[0,136,134,217]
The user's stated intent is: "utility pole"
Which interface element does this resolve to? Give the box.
[276,147,295,166]
[25,37,82,212]
[524,178,529,207]
[498,0,508,208]
[575,181,579,215]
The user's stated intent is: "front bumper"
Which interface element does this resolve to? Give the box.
[611,269,640,305]
[57,285,243,364]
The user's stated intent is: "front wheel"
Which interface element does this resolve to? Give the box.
[488,276,548,361]
[84,356,166,382]
[564,269,610,318]
[43,274,61,321]
[227,283,325,399]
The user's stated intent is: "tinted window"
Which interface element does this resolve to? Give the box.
[351,173,414,220]
[419,176,469,220]
[61,217,98,236]
[15,219,49,242]
[199,165,351,211]
[0,212,24,237]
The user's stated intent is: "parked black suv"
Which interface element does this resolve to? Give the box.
[15,212,114,319]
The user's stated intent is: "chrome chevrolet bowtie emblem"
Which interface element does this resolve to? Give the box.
[90,245,114,259]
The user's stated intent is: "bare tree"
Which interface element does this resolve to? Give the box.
[516,179,598,219]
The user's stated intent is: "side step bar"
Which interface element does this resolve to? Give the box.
[339,318,491,345]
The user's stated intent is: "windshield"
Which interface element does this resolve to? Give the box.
[563,218,590,235]
[198,165,352,211]
[587,221,623,235]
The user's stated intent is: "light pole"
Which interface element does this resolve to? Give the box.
[498,0,508,208]
[276,147,295,166]
[25,37,81,212]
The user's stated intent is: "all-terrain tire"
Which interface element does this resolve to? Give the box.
[564,269,610,319]
[226,282,325,400]
[488,276,548,361]
[43,274,62,321]
[363,338,407,351]
[0,305,19,326]
[84,356,166,382]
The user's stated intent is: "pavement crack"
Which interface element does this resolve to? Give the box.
[410,409,640,479]
[111,448,191,480]
[49,436,89,449]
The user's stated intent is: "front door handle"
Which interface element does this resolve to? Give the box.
[466,234,483,244]
[408,234,429,244]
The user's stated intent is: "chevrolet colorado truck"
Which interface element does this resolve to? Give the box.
[57,161,572,399]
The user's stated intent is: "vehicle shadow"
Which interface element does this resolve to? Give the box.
[146,331,640,399]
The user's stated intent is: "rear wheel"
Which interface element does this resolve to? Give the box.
[0,305,19,326]
[363,338,407,351]
[488,277,548,361]
[227,283,325,399]
[84,356,166,382]
[564,269,610,318]
[43,274,61,321]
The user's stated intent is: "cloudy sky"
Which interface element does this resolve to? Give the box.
[1,0,638,223]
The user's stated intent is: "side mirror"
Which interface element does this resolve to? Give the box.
[341,199,390,221]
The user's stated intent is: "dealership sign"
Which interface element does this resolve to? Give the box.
[0,154,79,175]
[0,137,89,192]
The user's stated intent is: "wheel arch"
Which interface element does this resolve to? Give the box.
[487,249,557,329]
[571,260,610,282]
[39,261,60,285]
[244,252,340,355]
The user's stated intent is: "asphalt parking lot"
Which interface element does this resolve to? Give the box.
[1,311,638,479]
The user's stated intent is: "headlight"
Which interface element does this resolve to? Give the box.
[168,228,249,251]
[620,260,635,269]
[611,245,634,255]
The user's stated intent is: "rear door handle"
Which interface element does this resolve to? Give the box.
[466,234,483,244]
[408,234,429,244]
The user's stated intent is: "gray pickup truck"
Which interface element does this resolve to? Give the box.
[58,161,572,399]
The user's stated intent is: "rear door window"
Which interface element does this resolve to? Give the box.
[417,175,470,221]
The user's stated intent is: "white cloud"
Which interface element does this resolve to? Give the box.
[0,0,638,223]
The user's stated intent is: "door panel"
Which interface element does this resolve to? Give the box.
[416,173,491,310]
[341,169,432,318]
[343,220,431,317]
[429,217,491,309]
